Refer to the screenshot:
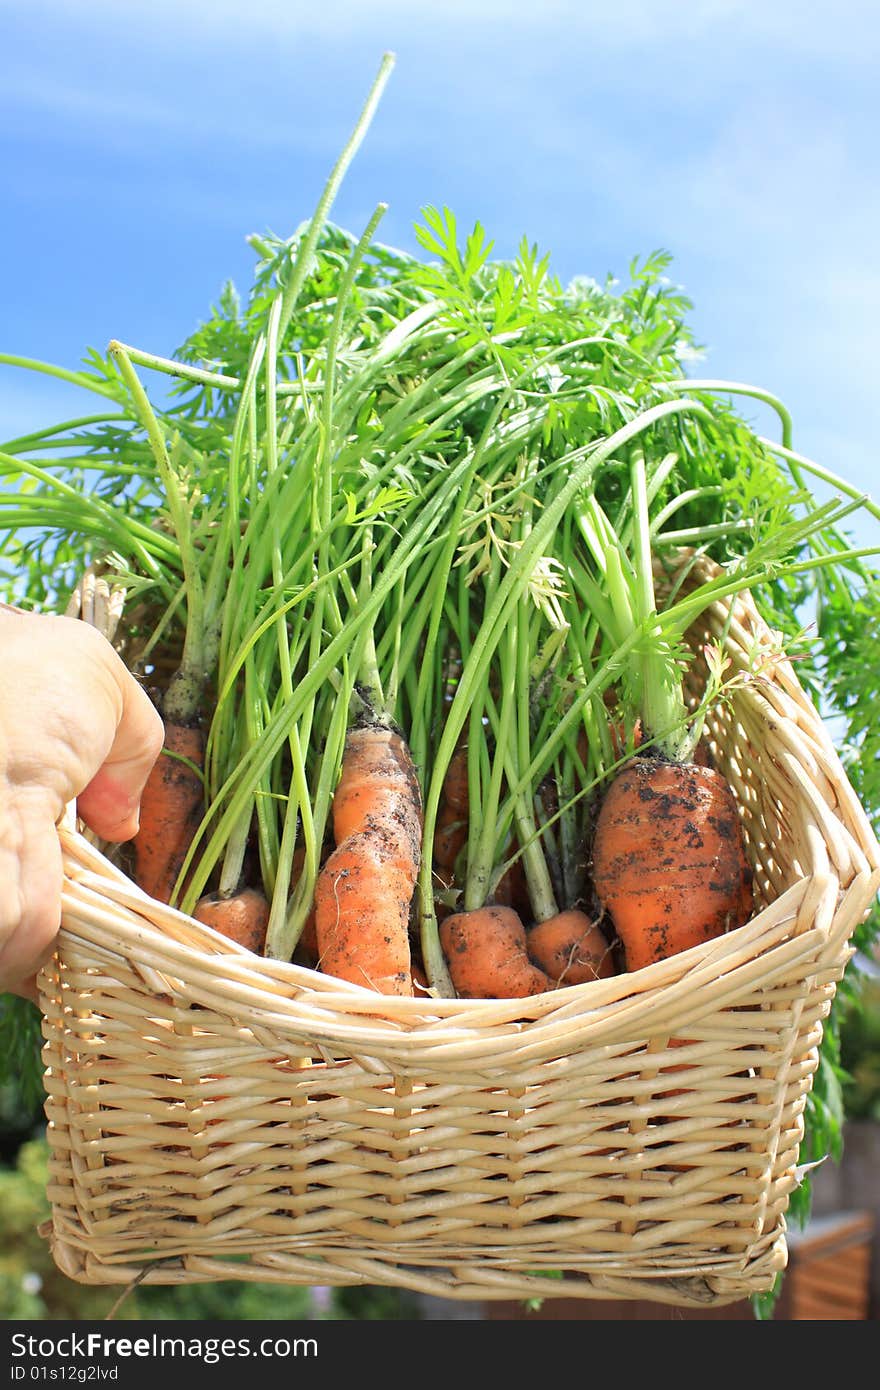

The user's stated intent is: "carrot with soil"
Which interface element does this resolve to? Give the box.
[592,758,751,971]
[526,909,615,986]
[133,723,206,905]
[584,447,753,970]
[312,503,424,994]
[314,721,422,995]
[439,906,551,999]
[420,400,710,997]
[192,886,271,953]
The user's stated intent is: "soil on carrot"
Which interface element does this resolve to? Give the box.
[592,758,753,972]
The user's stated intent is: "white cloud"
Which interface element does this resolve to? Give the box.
[7,1,880,93]
[15,0,879,53]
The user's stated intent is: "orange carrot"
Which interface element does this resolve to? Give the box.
[411,959,432,995]
[526,909,615,986]
[442,742,469,814]
[430,738,469,891]
[314,723,422,996]
[492,839,529,917]
[193,887,270,954]
[315,831,416,994]
[439,905,552,999]
[330,725,421,848]
[432,801,468,871]
[132,722,205,904]
[692,737,713,769]
[610,718,641,760]
[591,757,753,972]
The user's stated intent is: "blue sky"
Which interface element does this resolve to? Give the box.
[2,0,879,547]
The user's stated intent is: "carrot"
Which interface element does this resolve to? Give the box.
[432,801,468,871]
[411,959,432,995]
[692,737,713,769]
[430,736,470,873]
[193,887,270,954]
[329,725,421,846]
[591,757,753,972]
[439,905,552,999]
[314,722,422,995]
[315,831,415,993]
[526,909,615,986]
[576,448,754,973]
[442,742,469,815]
[132,722,205,904]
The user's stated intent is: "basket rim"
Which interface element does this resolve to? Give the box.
[52,829,879,1063]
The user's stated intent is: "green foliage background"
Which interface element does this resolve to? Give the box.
[0,1136,420,1322]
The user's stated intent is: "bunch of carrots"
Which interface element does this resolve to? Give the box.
[115,387,812,1000]
[2,55,876,1006]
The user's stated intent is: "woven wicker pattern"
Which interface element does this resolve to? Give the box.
[38,569,880,1308]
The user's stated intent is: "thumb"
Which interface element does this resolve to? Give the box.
[76,674,165,842]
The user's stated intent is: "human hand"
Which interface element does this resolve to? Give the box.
[0,605,164,1000]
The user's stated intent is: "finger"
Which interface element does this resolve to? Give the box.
[75,671,165,842]
[8,977,39,1005]
[0,795,64,995]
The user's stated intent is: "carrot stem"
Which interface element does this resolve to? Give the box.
[108,343,210,724]
[276,53,395,344]
[629,445,690,761]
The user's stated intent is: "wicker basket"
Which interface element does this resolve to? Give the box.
[38,566,880,1310]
